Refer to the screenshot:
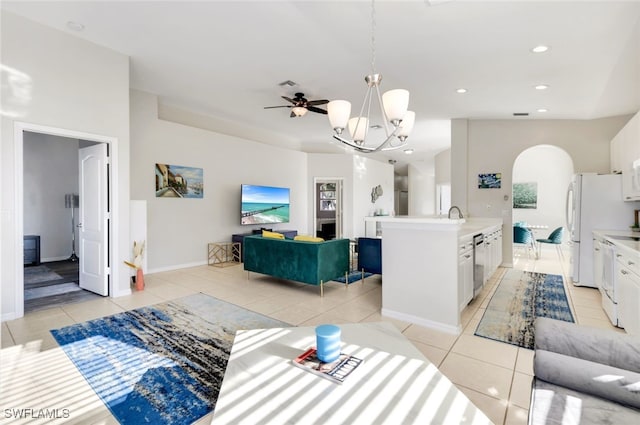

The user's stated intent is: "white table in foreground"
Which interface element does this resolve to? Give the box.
[210,322,492,425]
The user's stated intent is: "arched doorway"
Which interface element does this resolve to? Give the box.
[512,145,574,264]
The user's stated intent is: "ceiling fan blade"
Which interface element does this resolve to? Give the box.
[281,96,297,104]
[264,105,291,109]
[307,99,329,106]
[307,106,328,114]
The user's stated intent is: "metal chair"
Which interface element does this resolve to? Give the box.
[536,227,564,260]
[513,225,536,259]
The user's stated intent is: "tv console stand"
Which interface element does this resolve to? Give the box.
[232,229,297,262]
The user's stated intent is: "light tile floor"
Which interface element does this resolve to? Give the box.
[0,245,620,425]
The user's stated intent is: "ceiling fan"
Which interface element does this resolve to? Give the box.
[264,92,329,117]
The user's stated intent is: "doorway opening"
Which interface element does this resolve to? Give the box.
[314,178,343,240]
[14,123,116,318]
[511,145,574,265]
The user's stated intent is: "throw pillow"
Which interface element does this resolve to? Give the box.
[263,230,285,239]
[294,235,325,242]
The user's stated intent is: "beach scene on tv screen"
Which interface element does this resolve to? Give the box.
[241,185,290,225]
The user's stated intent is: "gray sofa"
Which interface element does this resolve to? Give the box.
[530,317,640,425]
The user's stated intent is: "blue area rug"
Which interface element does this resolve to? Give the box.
[50,293,289,424]
[333,270,373,284]
[475,271,574,350]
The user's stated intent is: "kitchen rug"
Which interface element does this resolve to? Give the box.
[50,293,290,424]
[474,271,574,350]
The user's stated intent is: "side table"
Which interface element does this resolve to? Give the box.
[208,242,241,267]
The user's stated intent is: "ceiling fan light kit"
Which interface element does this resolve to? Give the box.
[264,92,328,118]
[327,0,415,153]
[291,106,307,117]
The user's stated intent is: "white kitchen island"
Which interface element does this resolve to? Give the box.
[364,216,503,334]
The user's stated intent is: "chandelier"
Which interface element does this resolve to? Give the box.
[327,0,415,153]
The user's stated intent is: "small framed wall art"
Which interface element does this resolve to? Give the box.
[478,173,502,189]
[513,182,538,209]
[155,163,204,198]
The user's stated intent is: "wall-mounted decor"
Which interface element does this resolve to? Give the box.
[155,163,203,198]
[478,173,502,189]
[371,185,383,203]
[513,182,538,209]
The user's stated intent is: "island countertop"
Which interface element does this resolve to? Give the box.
[364,216,502,238]
[371,216,503,334]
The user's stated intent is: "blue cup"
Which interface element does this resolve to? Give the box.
[315,324,341,363]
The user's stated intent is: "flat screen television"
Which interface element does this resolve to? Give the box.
[241,184,290,225]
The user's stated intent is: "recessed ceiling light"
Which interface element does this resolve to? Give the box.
[531,45,549,53]
[404,149,414,155]
[456,88,467,94]
[535,84,549,90]
[66,21,85,31]
[537,108,548,113]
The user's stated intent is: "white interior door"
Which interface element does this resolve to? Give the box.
[79,143,109,296]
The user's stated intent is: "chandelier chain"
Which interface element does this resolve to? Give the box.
[370,0,376,75]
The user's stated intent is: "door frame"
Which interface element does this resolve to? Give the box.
[313,177,344,239]
[13,122,117,318]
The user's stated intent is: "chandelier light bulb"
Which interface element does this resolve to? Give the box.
[348,117,369,143]
[382,89,409,124]
[398,111,415,139]
[327,100,351,132]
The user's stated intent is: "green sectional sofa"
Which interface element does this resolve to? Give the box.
[243,235,350,296]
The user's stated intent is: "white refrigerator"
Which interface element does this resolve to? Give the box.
[567,173,640,287]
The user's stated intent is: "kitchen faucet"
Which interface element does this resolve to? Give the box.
[448,206,463,219]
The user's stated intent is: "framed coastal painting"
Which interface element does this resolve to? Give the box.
[155,163,204,198]
[478,173,502,189]
[513,182,538,209]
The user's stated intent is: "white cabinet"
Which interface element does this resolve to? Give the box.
[611,133,624,174]
[458,236,474,312]
[483,227,503,282]
[592,237,604,290]
[615,247,640,334]
[610,111,640,201]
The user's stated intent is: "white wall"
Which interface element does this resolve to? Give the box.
[352,156,394,237]
[451,116,630,265]
[435,149,451,185]
[451,119,469,215]
[407,159,436,216]
[1,12,130,320]
[130,90,309,272]
[23,133,79,261]
[512,145,574,243]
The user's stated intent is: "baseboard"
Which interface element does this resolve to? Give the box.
[1,312,18,322]
[147,260,207,275]
[41,256,71,263]
[111,288,132,298]
[381,308,461,335]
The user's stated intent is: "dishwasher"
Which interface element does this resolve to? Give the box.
[473,233,485,298]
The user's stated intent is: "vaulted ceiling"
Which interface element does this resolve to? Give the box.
[3,1,640,173]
